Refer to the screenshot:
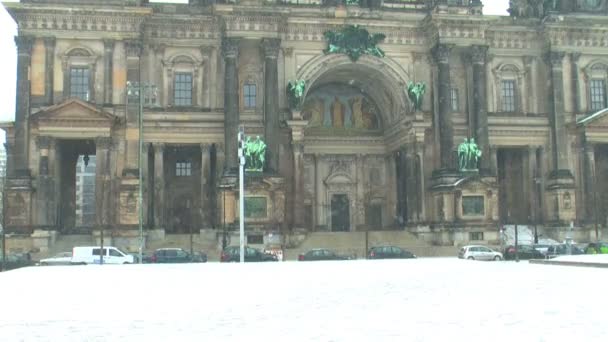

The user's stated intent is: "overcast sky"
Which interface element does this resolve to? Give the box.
[0,0,509,141]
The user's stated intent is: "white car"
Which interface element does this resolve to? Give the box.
[71,246,135,265]
[39,252,73,266]
[458,245,503,261]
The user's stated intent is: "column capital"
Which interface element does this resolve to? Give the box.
[221,38,240,59]
[14,35,34,56]
[547,51,566,68]
[200,143,212,152]
[292,142,304,154]
[43,37,56,49]
[570,52,581,64]
[470,45,488,65]
[261,38,281,59]
[200,45,215,58]
[152,142,165,152]
[104,39,115,53]
[215,143,224,154]
[35,136,54,150]
[95,136,113,149]
[432,44,452,64]
[125,39,142,58]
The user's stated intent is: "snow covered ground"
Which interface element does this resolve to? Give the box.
[552,254,608,263]
[1,258,607,341]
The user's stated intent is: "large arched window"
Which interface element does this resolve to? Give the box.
[584,62,608,111]
[62,46,99,102]
[162,54,203,108]
[492,63,525,113]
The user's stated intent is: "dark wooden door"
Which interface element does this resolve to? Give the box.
[331,194,350,232]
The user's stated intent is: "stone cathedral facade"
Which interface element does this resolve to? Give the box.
[2,0,608,251]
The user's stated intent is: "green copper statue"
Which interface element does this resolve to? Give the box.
[323,25,386,62]
[244,136,267,172]
[458,138,482,171]
[407,82,426,111]
[286,79,306,110]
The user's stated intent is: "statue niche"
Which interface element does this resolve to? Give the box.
[301,83,382,135]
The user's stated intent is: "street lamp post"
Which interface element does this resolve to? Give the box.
[237,126,245,263]
[127,81,157,264]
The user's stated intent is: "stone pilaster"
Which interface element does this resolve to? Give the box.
[13,35,34,177]
[471,45,491,172]
[292,142,305,228]
[432,44,454,169]
[222,38,240,174]
[261,38,281,173]
[397,148,407,225]
[103,39,115,106]
[548,51,572,174]
[95,137,113,227]
[35,136,55,228]
[570,53,581,114]
[124,39,142,173]
[43,37,55,105]
[200,143,212,229]
[153,143,165,229]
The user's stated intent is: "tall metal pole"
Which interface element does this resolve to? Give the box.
[238,125,245,263]
[138,83,144,264]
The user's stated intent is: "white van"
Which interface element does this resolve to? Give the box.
[71,246,135,265]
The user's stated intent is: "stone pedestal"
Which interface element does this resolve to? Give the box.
[118,177,140,226]
[4,176,33,233]
[31,230,58,254]
[545,172,576,223]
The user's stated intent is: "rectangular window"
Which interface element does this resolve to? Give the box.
[243,83,256,109]
[469,232,484,241]
[590,79,606,111]
[174,72,193,106]
[501,80,516,112]
[70,67,90,101]
[450,88,459,112]
[462,195,485,216]
[175,161,192,177]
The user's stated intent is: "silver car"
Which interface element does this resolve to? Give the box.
[458,245,503,261]
[39,252,73,266]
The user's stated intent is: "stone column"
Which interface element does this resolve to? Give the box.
[548,51,572,174]
[141,142,149,227]
[222,38,240,173]
[13,35,34,177]
[36,136,55,228]
[292,143,305,228]
[153,143,165,229]
[355,154,366,229]
[103,39,115,106]
[432,44,454,169]
[398,148,408,224]
[471,45,491,172]
[262,38,281,173]
[584,141,597,222]
[124,40,142,173]
[406,150,418,223]
[571,53,581,114]
[43,37,55,105]
[95,137,113,227]
[200,143,212,228]
[527,146,537,223]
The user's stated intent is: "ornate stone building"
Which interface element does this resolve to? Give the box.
[2,0,608,251]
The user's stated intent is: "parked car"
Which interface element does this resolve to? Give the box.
[220,246,278,262]
[532,244,554,256]
[298,248,351,261]
[71,246,135,265]
[546,244,585,259]
[584,242,608,254]
[1,252,34,271]
[150,248,207,263]
[503,245,544,260]
[39,252,73,266]
[458,245,503,261]
[367,246,416,259]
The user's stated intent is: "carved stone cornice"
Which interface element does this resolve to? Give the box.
[470,45,488,65]
[35,136,53,150]
[222,38,240,60]
[432,44,452,64]
[261,38,281,59]
[14,35,34,56]
[125,40,142,58]
[143,17,219,40]
[12,10,146,34]
[95,137,113,149]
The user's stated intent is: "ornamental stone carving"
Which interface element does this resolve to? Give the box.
[548,51,566,68]
[35,136,53,150]
[15,35,34,56]
[222,38,240,59]
[125,40,142,58]
[470,45,488,65]
[432,44,452,64]
[261,38,281,59]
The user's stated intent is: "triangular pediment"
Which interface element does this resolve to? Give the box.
[578,108,608,128]
[31,99,119,123]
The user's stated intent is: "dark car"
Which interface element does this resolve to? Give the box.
[503,245,545,260]
[1,252,34,271]
[220,246,278,262]
[367,246,416,259]
[150,248,207,263]
[546,244,585,259]
[298,248,352,261]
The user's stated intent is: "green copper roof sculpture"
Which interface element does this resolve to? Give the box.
[458,138,482,171]
[407,81,426,111]
[323,25,386,62]
[286,79,306,110]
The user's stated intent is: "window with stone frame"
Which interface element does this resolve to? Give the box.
[174,72,193,107]
[501,80,517,112]
[243,83,257,109]
[590,79,607,111]
[469,232,484,241]
[70,67,90,101]
[450,88,459,112]
[175,160,192,177]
